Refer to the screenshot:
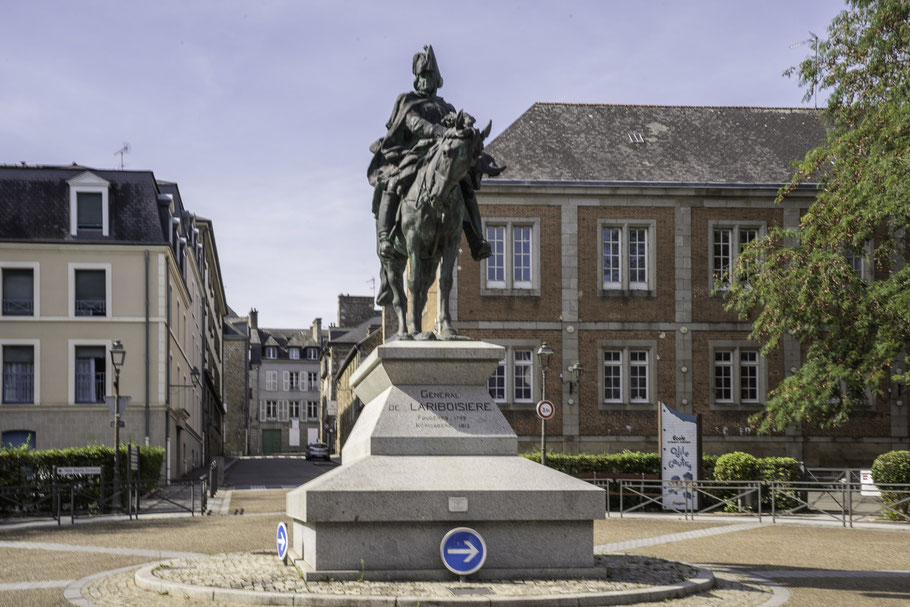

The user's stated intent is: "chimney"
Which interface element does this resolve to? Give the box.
[249,308,259,331]
[312,317,322,344]
[337,294,376,328]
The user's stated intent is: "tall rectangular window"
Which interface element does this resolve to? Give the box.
[488,359,506,402]
[307,401,318,420]
[599,222,654,292]
[288,371,301,391]
[513,350,533,402]
[306,348,318,360]
[602,228,621,288]
[2,346,34,404]
[740,351,759,403]
[264,346,277,359]
[2,269,33,316]
[513,227,532,288]
[714,351,733,403]
[289,401,301,419]
[486,226,506,288]
[307,372,318,391]
[265,370,278,391]
[265,400,278,420]
[629,350,649,402]
[75,346,105,403]
[711,223,764,290]
[603,351,622,402]
[76,192,103,229]
[713,228,732,286]
[289,348,300,360]
[74,270,106,316]
[628,229,648,288]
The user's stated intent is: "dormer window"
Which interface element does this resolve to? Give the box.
[68,172,110,236]
[265,346,278,359]
[305,348,318,360]
[289,347,300,360]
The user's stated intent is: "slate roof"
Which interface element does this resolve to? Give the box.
[0,165,172,242]
[483,104,827,186]
[250,327,319,365]
[328,311,382,345]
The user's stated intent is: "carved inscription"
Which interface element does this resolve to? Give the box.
[387,389,494,431]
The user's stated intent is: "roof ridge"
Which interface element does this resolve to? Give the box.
[532,102,818,111]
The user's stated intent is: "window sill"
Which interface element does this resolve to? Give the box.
[480,287,540,297]
[598,401,656,411]
[598,290,656,299]
[709,401,764,411]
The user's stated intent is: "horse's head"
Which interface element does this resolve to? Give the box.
[423,111,491,205]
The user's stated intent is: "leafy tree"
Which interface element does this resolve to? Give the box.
[726,0,910,432]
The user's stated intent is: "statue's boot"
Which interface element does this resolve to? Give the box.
[461,184,491,261]
[377,191,399,259]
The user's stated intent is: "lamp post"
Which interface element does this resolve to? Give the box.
[565,362,584,395]
[110,340,126,511]
[536,342,553,466]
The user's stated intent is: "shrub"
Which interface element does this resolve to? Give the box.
[871,450,910,521]
[759,457,801,511]
[0,444,164,516]
[713,451,761,481]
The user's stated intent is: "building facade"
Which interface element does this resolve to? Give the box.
[0,165,227,479]
[247,310,322,454]
[441,104,908,467]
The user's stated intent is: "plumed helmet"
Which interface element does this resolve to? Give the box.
[412,44,443,89]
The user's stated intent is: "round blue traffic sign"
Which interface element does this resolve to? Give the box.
[276,522,289,560]
[440,527,486,575]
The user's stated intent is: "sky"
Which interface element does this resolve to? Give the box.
[0,0,844,328]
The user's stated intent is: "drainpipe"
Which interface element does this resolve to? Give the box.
[144,250,150,446]
[165,260,172,484]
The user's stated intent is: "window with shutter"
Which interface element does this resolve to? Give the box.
[260,401,267,421]
[282,371,290,391]
[278,400,289,422]
[77,192,103,229]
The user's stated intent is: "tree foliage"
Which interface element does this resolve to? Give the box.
[726,0,910,432]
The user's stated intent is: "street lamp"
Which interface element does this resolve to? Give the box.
[536,342,553,466]
[110,340,126,511]
[564,361,584,394]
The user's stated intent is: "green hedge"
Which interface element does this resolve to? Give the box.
[0,444,164,515]
[520,451,661,476]
[871,450,910,521]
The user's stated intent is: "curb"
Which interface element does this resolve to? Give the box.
[134,562,715,606]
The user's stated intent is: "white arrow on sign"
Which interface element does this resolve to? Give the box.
[446,540,479,563]
[277,534,286,552]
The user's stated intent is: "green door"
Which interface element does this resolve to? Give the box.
[262,429,282,455]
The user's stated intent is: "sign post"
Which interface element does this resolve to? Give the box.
[276,522,289,564]
[440,527,486,576]
[658,402,701,511]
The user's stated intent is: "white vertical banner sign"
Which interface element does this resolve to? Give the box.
[658,402,701,510]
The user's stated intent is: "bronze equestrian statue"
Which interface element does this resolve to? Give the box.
[368,45,504,340]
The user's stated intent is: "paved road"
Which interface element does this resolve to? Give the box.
[224,456,338,490]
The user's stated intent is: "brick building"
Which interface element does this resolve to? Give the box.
[222,309,250,456]
[443,104,908,467]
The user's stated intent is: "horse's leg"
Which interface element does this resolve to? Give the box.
[406,253,422,336]
[387,257,410,339]
[437,237,461,340]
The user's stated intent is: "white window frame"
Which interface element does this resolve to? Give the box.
[709,221,765,292]
[282,371,290,392]
[597,220,656,294]
[68,172,110,236]
[709,341,767,408]
[288,347,300,360]
[485,341,541,409]
[67,339,112,405]
[481,218,541,295]
[307,371,318,392]
[0,261,40,317]
[307,400,319,420]
[305,348,318,360]
[1,339,40,405]
[264,346,278,359]
[289,400,301,419]
[68,263,111,320]
[597,340,657,409]
[264,370,278,391]
[261,399,279,421]
[844,241,874,282]
[288,371,301,391]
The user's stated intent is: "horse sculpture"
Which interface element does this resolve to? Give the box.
[379,111,491,340]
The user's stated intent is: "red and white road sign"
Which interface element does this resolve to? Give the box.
[536,400,555,420]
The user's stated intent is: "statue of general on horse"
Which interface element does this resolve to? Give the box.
[368,45,505,340]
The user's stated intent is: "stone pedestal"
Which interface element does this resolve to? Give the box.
[286,341,604,581]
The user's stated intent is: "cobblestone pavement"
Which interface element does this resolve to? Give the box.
[80,567,774,607]
[146,552,697,596]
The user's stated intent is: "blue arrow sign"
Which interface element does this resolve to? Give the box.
[276,522,289,560]
[440,527,486,575]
